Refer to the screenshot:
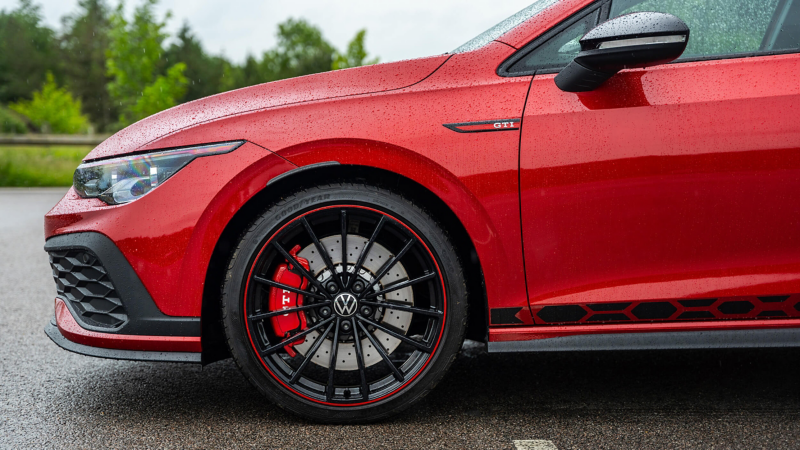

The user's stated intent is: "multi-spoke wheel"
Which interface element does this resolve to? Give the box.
[222,183,467,423]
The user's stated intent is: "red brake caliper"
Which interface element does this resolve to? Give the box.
[268,245,310,357]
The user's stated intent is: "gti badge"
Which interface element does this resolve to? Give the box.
[443,118,522,133]
[334,293,358,317]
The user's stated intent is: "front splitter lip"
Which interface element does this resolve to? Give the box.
[45,317,201,363]
[45,298,203,363]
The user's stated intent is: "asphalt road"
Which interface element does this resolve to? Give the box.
[2,188,800,449]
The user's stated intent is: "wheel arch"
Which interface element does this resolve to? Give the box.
[201,158,489,364]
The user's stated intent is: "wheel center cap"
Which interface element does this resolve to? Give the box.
[333,293,358,317]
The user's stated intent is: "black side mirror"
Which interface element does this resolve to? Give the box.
[555,12,689,93]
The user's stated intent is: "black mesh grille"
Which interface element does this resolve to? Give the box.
[49,249,127,329]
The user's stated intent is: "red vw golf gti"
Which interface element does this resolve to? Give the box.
[44,0,800,422]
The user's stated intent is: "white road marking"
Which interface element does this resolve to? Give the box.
[513,440,559,450]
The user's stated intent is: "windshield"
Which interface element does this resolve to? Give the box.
[452,0,560,53]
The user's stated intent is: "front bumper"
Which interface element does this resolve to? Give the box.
[42,142,296,361]
[44,232,202,362]
[45,232,200,336]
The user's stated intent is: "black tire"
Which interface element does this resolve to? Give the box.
[221,183,467,423]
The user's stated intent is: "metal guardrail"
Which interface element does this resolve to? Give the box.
[0,134,110,146]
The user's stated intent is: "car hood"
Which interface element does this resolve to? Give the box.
[87,54,450,160]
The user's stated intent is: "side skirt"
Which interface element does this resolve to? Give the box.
[45,319,201,363]
[488,328,800,353]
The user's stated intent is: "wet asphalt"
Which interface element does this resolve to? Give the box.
[2,188,800,449]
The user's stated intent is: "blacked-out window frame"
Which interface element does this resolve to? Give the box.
[497,0,800,78]
[497,0,610,77]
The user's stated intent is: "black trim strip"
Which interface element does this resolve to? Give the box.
[498,1,606,77]
[443,118,522,134]
[45,318,201,363]
[488,328,800,353]
[266,161,341,186]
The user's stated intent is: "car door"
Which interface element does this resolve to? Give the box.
[511,0,800,324]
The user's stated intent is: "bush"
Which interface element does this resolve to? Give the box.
[9,73,90,134]
[0,145,91,186]
[0,107,28,134]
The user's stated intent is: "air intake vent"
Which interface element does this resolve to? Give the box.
[48,250,127,329]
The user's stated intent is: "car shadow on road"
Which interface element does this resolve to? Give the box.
[63,342,800,426]
[44,343,800,447]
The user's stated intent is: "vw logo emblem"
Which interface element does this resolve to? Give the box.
[333,293,358,317]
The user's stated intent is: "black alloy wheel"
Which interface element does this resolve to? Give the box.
[222,183,467,423]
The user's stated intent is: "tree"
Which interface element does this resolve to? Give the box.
[0,0,61,103]
[129,62,187,120]
[269,18,337,80]
[60,0,115,131]
[0,106,27,134]
[231,54,266,89]
[164,22,235,102]
[333,30,379,70]
[106,0,187,128]
[229,18,344,89]
[10,72,89,134]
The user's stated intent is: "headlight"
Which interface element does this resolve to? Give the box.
[73,141,244,205]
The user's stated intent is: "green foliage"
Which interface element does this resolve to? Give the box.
[106,0,186,128]
[0,107,28,134]
[129,63,188,121]
[165,23,235,102]
[271,18,337,79]
[0,0,61,103]
[230,20,379,88]
[10,73,89,134]
[61,0,115,131]
[0,145,91,186]
[333,30,380,70]
[0,1,380,132]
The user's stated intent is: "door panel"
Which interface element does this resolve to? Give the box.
[519,54,800,319]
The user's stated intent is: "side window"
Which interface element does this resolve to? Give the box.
[507,10,600,74]
[610,0,800,59]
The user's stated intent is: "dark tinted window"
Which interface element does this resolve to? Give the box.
[610,0,800,59]
[508,10,600,73]
[766,0,800,50]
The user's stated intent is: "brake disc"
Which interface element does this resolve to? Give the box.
[292,235,414,370]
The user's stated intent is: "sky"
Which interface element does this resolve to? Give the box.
[0,0,537,64]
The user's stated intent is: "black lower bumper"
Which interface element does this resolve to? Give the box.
[45,317,201,363]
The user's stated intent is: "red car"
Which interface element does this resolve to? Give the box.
[44,0,800,422]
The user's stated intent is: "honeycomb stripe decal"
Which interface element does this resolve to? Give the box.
[491,307,524,325]
[533,295,800,325]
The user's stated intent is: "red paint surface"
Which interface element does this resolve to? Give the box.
[86,55,450,160]
[521,54,800,321]
[44,0,800,347]
[55,299,201,352]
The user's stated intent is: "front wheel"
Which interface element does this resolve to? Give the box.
[221,183,467,423]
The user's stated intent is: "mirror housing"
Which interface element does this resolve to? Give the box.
[555,12,690,93]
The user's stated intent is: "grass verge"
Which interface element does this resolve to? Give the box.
[0,145,91,187]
